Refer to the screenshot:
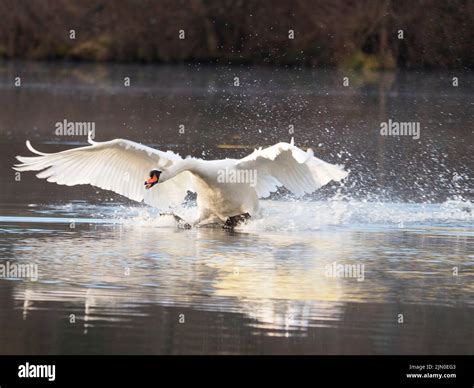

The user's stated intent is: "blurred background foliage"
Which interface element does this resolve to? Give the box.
[0,0,472,69]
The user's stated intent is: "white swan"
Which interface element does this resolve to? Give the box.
[13,137,348,227]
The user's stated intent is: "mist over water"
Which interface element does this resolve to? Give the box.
[0,62,472,354]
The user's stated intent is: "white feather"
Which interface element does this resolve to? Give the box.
[14,139,193,208]
[13,139,348,224]
[237,141,348,198]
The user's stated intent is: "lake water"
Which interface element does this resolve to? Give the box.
[0,61,472,354]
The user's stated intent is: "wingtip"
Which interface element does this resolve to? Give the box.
[12,158,28,171]
[290,137,295,146]
[26,140,48,156]
[87,130,97,145]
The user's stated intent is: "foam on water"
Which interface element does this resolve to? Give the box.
[1,198,471,233]
[238,199,473,233]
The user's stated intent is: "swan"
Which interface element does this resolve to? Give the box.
[13,137,348,228]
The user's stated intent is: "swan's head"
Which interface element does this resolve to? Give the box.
[144,169,162,189]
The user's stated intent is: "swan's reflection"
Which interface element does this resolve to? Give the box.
[7,214,472,336]
[7,220,367,334]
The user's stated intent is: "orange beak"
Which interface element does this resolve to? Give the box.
[144,175,158,189]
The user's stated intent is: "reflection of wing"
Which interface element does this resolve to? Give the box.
[237,140,348,198]
[13,139,194,208]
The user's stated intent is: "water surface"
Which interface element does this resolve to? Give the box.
[0,62,472,354]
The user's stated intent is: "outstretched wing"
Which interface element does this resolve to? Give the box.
[237,140,348,198]
[13,139,194,208]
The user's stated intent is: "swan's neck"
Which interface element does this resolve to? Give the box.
[168,158,198,177]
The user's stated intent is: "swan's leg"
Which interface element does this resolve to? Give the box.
[159,212,192,229]
[193,215,221,228]
[191,207,222,228]
[223,213,251,230]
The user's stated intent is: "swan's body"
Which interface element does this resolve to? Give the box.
[13,138,348,227]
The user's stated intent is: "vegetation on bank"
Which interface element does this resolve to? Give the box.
[0,0,472,70]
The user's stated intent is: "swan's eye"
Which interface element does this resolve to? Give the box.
[149,169,162,177]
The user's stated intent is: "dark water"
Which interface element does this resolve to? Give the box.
[0,61,472,354]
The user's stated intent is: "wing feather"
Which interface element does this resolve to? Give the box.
[13,139,194,208]
[237,141,348,198]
